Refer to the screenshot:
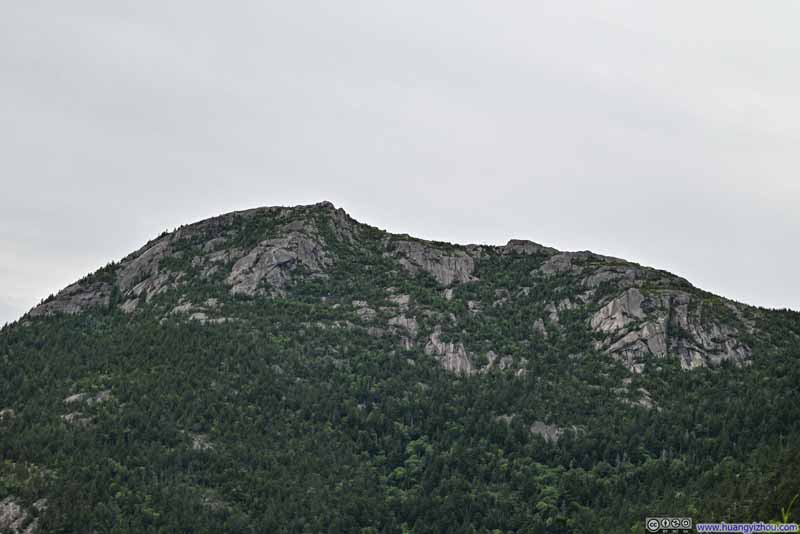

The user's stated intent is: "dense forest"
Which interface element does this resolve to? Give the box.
[1,202,799,533]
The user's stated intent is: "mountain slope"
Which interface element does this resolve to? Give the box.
[2,201,799,533]
[29,201,757,372]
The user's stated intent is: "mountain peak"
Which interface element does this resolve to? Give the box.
[5,202,800,531]
[26,204,761,372]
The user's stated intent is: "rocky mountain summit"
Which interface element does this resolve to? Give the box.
[5,201,800,533]
[29,201,759,374]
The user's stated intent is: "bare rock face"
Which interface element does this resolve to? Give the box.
[498,239,557,256]
[117,240,170,292]
[353,300,377,321]
[0,498,46,534]
[367,327,386,338]
[545,298,578,323]
[189,432,215,451]
[388,293,411,308]
[591,288,646,333]
[583,265,642,289]
[22,200,760,380]
[484,350,514,371]
[533,318,548,337]
[536,252,682,295]
[168,298,232,324]
[227,233,331,296]
[388,315,419,338]
[30,234,180,317]
[29,281,112,317]
[425,328,473,375]
[64,390,112,407]
[27,203,346,317]
[536,251,599,276]
[529,421,564,444]
[391,240,476,286]
[591,289,752,371]
[0,498,28,533]
[61,412,92,427]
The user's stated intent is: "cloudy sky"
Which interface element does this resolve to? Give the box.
[2,1,799,325]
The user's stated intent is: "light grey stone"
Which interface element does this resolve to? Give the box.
[424,328,473,375]
[227,233,331,296]
[392,240,476,286]
[529,421,563,444]
[388,315,418,337]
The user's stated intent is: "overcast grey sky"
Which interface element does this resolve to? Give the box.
[2,1,799,325]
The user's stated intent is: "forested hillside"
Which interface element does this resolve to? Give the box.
[2,201,799,533]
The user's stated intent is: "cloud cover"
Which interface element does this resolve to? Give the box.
[1,1,799,325]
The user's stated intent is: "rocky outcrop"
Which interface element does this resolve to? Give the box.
[533,318,548,337]
[536,251,595,276]
[59,390,112,428]
[387,293,411,308]
[227,233,331,296]
[117,240,171,292]
[166,298,233,324]
[22,200,760,379]
[391,240,476,286]
[389,315,419,338]
[535,252,688,295]
[583,264,642,289]
[485,350,514,371]
[425,328,473,375]
[630,387,656,410]
[0,497,44,534]
[591,288,646,333]
[29,280,112,317]
[64,390,112,407]
[498,239,557,256]
[545,298,578,323]
[591,289,751,371]
[0,408,15,423]
[529,421,564,444]
[26,203,349,317]
[485,353,528,377]
[189,432,215,451]
[352,300,379,322]
[61,412,92,427]
[29,232,183,317]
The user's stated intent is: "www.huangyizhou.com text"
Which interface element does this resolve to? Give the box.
[695,522,799,533]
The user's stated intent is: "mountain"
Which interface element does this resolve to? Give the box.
[2,201,799,533]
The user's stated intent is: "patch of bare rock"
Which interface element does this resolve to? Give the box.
[227,230,331,297]
[167,298,234,324]
[591,288,751,371]
[496,416,578,444]
[424,328,473,375]
[60,390,113,427]
[0,497,46,534]
[389,240,477,286]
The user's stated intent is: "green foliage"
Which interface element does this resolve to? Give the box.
[2,209,800,533]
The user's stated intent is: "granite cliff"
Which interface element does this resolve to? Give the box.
[29,201,760,375]
[4,201,800,532]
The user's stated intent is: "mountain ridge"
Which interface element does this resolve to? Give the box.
[27,201,758,373]
[2,200,800,532]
